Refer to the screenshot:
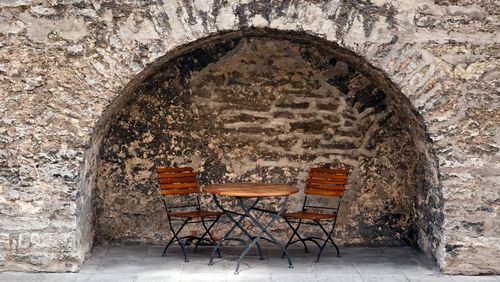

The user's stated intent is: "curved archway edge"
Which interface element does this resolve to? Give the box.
[86,27,443,270]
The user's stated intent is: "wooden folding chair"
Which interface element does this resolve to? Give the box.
[282,167,349,262]
[156,167,223,262]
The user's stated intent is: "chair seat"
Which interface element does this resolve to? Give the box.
[282,211,336,220]
[169,210,223,218]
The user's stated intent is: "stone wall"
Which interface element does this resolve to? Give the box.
[0,0,498,275]
[96,37,430,247]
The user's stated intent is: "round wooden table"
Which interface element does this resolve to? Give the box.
[203,183,299,197]
[203,183,299,274]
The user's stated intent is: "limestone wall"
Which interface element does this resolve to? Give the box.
[96,37,428,247]
[0,0,498,275]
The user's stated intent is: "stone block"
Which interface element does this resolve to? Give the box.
[0,200,18,215]
[29,232,76,252]
[18,233,31,250]
[289,120,326,133]
[317,102,339,111]
[18,201,42,214]
[273,111,294,119]
[0,216,51,231]
[0,234,9,250]
[275,101,310,109]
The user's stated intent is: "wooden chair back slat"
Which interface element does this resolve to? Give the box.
[306,178,346,185]
[304,167,349,197]
[305,189,344,197]
[159,176,197,184]
[306,184,345,191]
[160,183,198,189]
[156,167,199,195]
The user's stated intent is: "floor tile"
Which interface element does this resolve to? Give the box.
[136,271,182,282]
[361,274,409,281]
[81,257,148,274]
[145,245,166,257]
[106,245,148,258]
[183,261,228,273]
[452,276,500,282]
[316,273,364,282]
[313,259,360,274]
[270,271,317,282]
[139,256,186,272]
[397,260,438,275]
[404,274,460,282]
[0,273,91,282]
[355,260,403,274]
[90,246,109,258]
[87,273,138,282]
[226,270,271,282]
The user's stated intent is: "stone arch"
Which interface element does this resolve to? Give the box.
[1,0,497,275]
[81,27,443,267]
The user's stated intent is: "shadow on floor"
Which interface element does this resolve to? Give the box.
[1,245,499,281]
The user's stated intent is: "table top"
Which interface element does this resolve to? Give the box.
[203,183,299,197]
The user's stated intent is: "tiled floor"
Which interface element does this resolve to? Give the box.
[1,245,499,281]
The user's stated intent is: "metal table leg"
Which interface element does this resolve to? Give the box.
[234,196,293,274]
[208,195,264,266]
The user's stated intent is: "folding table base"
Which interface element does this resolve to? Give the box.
[208,195,293,274]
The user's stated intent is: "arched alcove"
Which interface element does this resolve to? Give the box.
[82,28,442,265]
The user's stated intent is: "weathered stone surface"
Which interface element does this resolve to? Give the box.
[0,0,497,275]
[96,38,425,249]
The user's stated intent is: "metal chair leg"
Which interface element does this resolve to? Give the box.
[194,217,209,251]
[282,218,309,258]
[166,216,190,262]
[315,219,340,262]
[195,216,222,258]
[162,236,177,257]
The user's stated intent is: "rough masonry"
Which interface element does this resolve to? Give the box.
[0,0,498,275]
[96,37,432,249]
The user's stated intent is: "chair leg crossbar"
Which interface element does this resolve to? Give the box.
[163,215,222,262]
[282,217,340,262]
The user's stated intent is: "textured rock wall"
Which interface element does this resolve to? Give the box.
[96,37,426,247]
[0,0,498,275]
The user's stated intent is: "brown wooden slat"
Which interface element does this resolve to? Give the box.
[157,172,196,178]
[306,184,345,191]
[304,189,344,197]
[309,168,349,174]
[203,183,298,197]
[169,210,223,218]
[282,211,336,220]
[161,188,199,195]
[156,167,199,195]
[160,183,198,189]
[156,167,193,173]
[158,177,197,184]
[306,178,346,185]
[309,172,348,179]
